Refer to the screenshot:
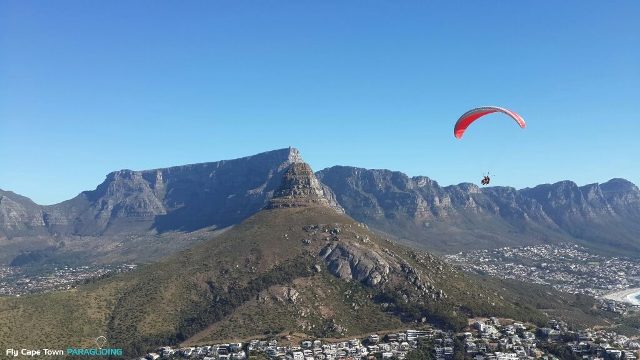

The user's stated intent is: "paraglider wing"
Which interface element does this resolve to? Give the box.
[454,106,526,139]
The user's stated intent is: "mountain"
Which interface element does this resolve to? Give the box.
[0,160,604,358]
[316,166,640,255]
[0,148,342,265]
[2,147,339,236]
[3,149,639,265]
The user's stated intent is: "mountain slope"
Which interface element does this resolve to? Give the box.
[316,166,640,255]
[0,189,47,237]
[0,162,604,358]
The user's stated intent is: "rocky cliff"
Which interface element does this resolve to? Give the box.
[0,190,47,237]
[317,166,640,255]
[1,148,320,237]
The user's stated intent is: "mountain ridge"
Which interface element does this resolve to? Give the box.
[316,166,640,255]
[2,149,639,264]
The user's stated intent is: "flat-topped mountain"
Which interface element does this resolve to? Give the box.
[1,147,323,237]
[0,148,343,265]
[316,166,640,255]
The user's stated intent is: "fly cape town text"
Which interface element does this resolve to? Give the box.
[5,348,124,357]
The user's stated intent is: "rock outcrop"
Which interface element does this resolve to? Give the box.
[267,162,343,213]
[320,242,390,286]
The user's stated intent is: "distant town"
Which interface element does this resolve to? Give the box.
[135,319,640,360]
[446,244,640,294]
[0,264,137,295]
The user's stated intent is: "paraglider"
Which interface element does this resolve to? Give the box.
[454,106,526,186]
[481,174,491,186]
[454,106,526,139]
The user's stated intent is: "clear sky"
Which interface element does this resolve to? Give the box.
[1,1,639,205]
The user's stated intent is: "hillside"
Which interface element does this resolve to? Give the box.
[316,166,640,255]
[0,162,606,358]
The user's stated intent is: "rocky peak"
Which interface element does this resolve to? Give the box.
[285,146,304,165]
[599,178,640,215]
[601,178,639,194]
[412,176,438,188]
[267,163,344,212]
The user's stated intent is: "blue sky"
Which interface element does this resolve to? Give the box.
[1,1,639,204]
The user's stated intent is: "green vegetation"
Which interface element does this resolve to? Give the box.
[478,278,610,329]
[540,343,581,360]
[615,312,640,336]
[405,338,436,360]
[0,280,127,351]
[374,290,467,331]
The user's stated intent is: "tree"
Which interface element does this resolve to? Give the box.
[406,349,432,360]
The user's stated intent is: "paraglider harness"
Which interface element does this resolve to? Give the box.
[481,173,491,186]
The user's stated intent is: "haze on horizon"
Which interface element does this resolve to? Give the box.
[1,1,639,205]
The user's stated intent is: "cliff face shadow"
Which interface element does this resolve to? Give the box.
[152,194,268,232]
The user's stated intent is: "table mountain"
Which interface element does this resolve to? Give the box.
[0,147,339,238]
[0,148,343,266]
[316,166,640,255]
